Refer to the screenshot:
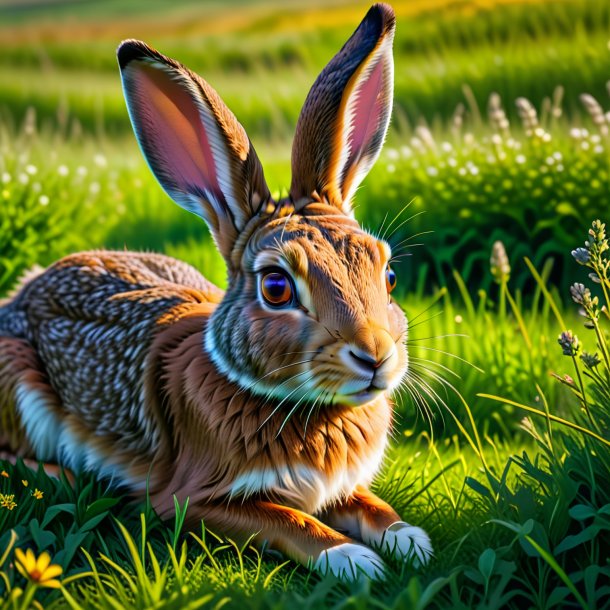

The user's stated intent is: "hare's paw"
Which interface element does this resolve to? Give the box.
[374,522,433,567]
[314,543,386,581]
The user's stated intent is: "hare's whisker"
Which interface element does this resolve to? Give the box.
[236,358,314,396]
[379,198,416,242]
[403,310,445,332]
[303,388,327,438]
[386,210,427,243]
[411,345,482,372]
[409,356,461,379]
[389,230,434,251]
[276,383,316,438]
[406,333,467,343]
[374,210,391,241]
[257,374,312,432]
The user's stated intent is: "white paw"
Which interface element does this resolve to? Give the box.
[376,521,433,567]
[314,542,386,581]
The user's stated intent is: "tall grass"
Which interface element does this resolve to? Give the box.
[1,2,610,607]
[0,0,609,138]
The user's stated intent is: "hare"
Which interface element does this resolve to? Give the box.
[0,3,432,579]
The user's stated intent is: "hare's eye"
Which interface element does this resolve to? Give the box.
[385,265,397,293]
[260,271,294,307]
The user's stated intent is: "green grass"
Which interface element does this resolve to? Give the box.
[0,0,609,138]
[2,0,610,608]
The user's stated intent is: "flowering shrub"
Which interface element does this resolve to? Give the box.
[556,219,610,438]
[365,89,610,296]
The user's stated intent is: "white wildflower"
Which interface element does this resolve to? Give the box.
[94,154,107,168]
[386,148,399,161]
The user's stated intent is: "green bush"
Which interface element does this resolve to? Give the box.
[364,94,610,297]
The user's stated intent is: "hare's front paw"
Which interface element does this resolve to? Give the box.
[375,522,433,567]
[314,543,386,581]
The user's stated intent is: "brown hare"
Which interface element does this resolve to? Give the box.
[0,3,432,579]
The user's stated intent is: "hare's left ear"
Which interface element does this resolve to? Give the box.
[290,3,395,215]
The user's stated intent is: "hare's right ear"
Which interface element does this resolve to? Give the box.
[118,40,270,265]
[290,3,395,216]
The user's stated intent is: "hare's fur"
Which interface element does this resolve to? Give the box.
[0,4,433,578]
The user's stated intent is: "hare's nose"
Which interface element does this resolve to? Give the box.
[348,346,391,371]
[346,328,397,373]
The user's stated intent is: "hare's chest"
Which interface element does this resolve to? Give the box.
[229,438,387,514]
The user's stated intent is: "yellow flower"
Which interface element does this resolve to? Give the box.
[31,488,43,500]
[0,470,8,478]
[14,549,63,588]
[22,479,28,487]
[0,493,17,510]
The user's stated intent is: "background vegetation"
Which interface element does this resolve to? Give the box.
[0,0,609,608]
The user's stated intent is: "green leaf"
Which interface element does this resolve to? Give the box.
[41,503,76,529]
[547,586,570,607]
[554,525,600,555]
[465,477,492,499]
[29,519,56,551]
[79,511,110,534]
[478,548,496,582]
[569,504,597,521]
[83,497,120,522]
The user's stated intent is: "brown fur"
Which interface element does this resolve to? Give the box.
[0,4,432,576]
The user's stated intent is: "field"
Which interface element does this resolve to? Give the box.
[1,0,610,608]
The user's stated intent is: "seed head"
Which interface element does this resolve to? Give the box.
[571,247,590,265]
[581,351,601,369]
[558,330,580,356]
[490,241,511,283]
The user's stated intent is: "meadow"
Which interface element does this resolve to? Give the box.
[0,0,609,608]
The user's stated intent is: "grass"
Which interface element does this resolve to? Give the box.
[1,0,610,608]
[0,0,609,137]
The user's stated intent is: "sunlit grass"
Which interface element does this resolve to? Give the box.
[1,0,609,137]
[1,1,610,607]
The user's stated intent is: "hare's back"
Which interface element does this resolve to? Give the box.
[0,250,221,473]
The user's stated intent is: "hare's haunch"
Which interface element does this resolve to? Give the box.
[0,3,433,579]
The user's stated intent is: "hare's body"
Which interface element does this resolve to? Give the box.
[0,249,389,518]
[0,4,433,578]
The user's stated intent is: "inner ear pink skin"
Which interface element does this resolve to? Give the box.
[130,63,222,202]
[346,58,385,169]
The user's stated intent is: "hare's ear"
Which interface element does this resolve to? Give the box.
[118,40,270,264]
[290,3,395,215]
